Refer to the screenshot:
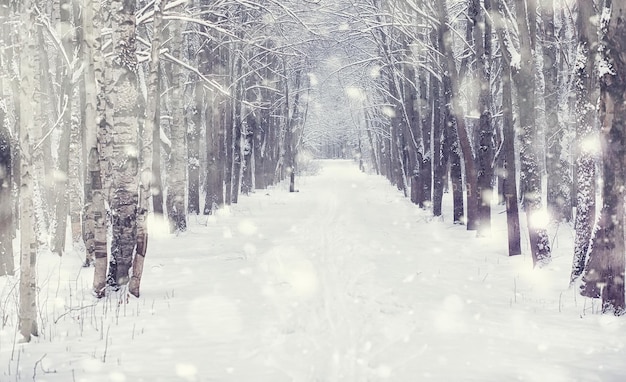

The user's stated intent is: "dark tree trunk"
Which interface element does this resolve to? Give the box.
[571,0,598,283]
[0,109,14,276]
[502,59,522,257]
[475,0,494,236]
[187,81,201,215]
[438,0,477,229]
[580,0,626,314]
[432,31,447,217]
[514,0,551,266]
[451,142,464,224]
[241,115,255,195]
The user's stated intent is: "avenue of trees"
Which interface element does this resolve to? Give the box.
[1,0,626,341]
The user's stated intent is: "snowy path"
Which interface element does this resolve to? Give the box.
[2,160,626,381]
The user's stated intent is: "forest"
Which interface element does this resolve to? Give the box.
[1,0,626,347]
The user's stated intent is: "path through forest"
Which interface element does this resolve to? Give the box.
[2,160,626,381]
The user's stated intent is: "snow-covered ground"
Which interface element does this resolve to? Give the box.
[1,159,625,381]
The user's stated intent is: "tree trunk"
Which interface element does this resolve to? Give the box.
[166,20,187,232]
[502,56,522,257]
[18,0,39,341]
[130,0,165,298]
[0,100,14,276]
[514,0,551,266]
[580,0,626,314]
[474,0,494,237]
[571,0,598,283]
[51,0,74,256]
[437,0,477,229]
[88,0,111,293]
[542,0,571,223]
[432,28,447,217]
[107,0,140,288]
[187,78,201,214]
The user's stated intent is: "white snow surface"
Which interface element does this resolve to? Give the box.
[2,160,626,381]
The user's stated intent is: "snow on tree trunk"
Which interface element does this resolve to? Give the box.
[580,0,626,314]
[107,0,140,287]
[570,0,598,284]
[514,0,551,267]
[18,0,39,340]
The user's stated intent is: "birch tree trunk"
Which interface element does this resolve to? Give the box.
[580,0,626,314]
[86,0,111,295]
[18,0,39,341]
[51,0,75,256]
[107,0,139,287]
[166,20,187,232]
[130,0,165,298]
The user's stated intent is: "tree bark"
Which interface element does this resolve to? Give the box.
[18,0,39,341]
[542,0,571,223]
[437,0,477,229]
[166,20,187,232]
[130,0,165,298]
[475,0,495,237]
[0,97,14,276]
[502,56,522,257]
[571,0,598,283]
[51,0,74,256]
[513,0,552,266]
[107,0,140,287]
[580,0,626,314]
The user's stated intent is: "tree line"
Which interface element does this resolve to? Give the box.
[1,0,626,342]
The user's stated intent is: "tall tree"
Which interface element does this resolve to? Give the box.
[513,0,551,266]
[542,0,571,223]
[0,94,13,276]
[107,0,140,288]
[474,0,495,236]
[165,19,187,232]
[580,0,626,314]
[51,0,76,256]
[18,0,39,341]
[571,0,598,283]
[437,0,478,229]
[130,0,166,298]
